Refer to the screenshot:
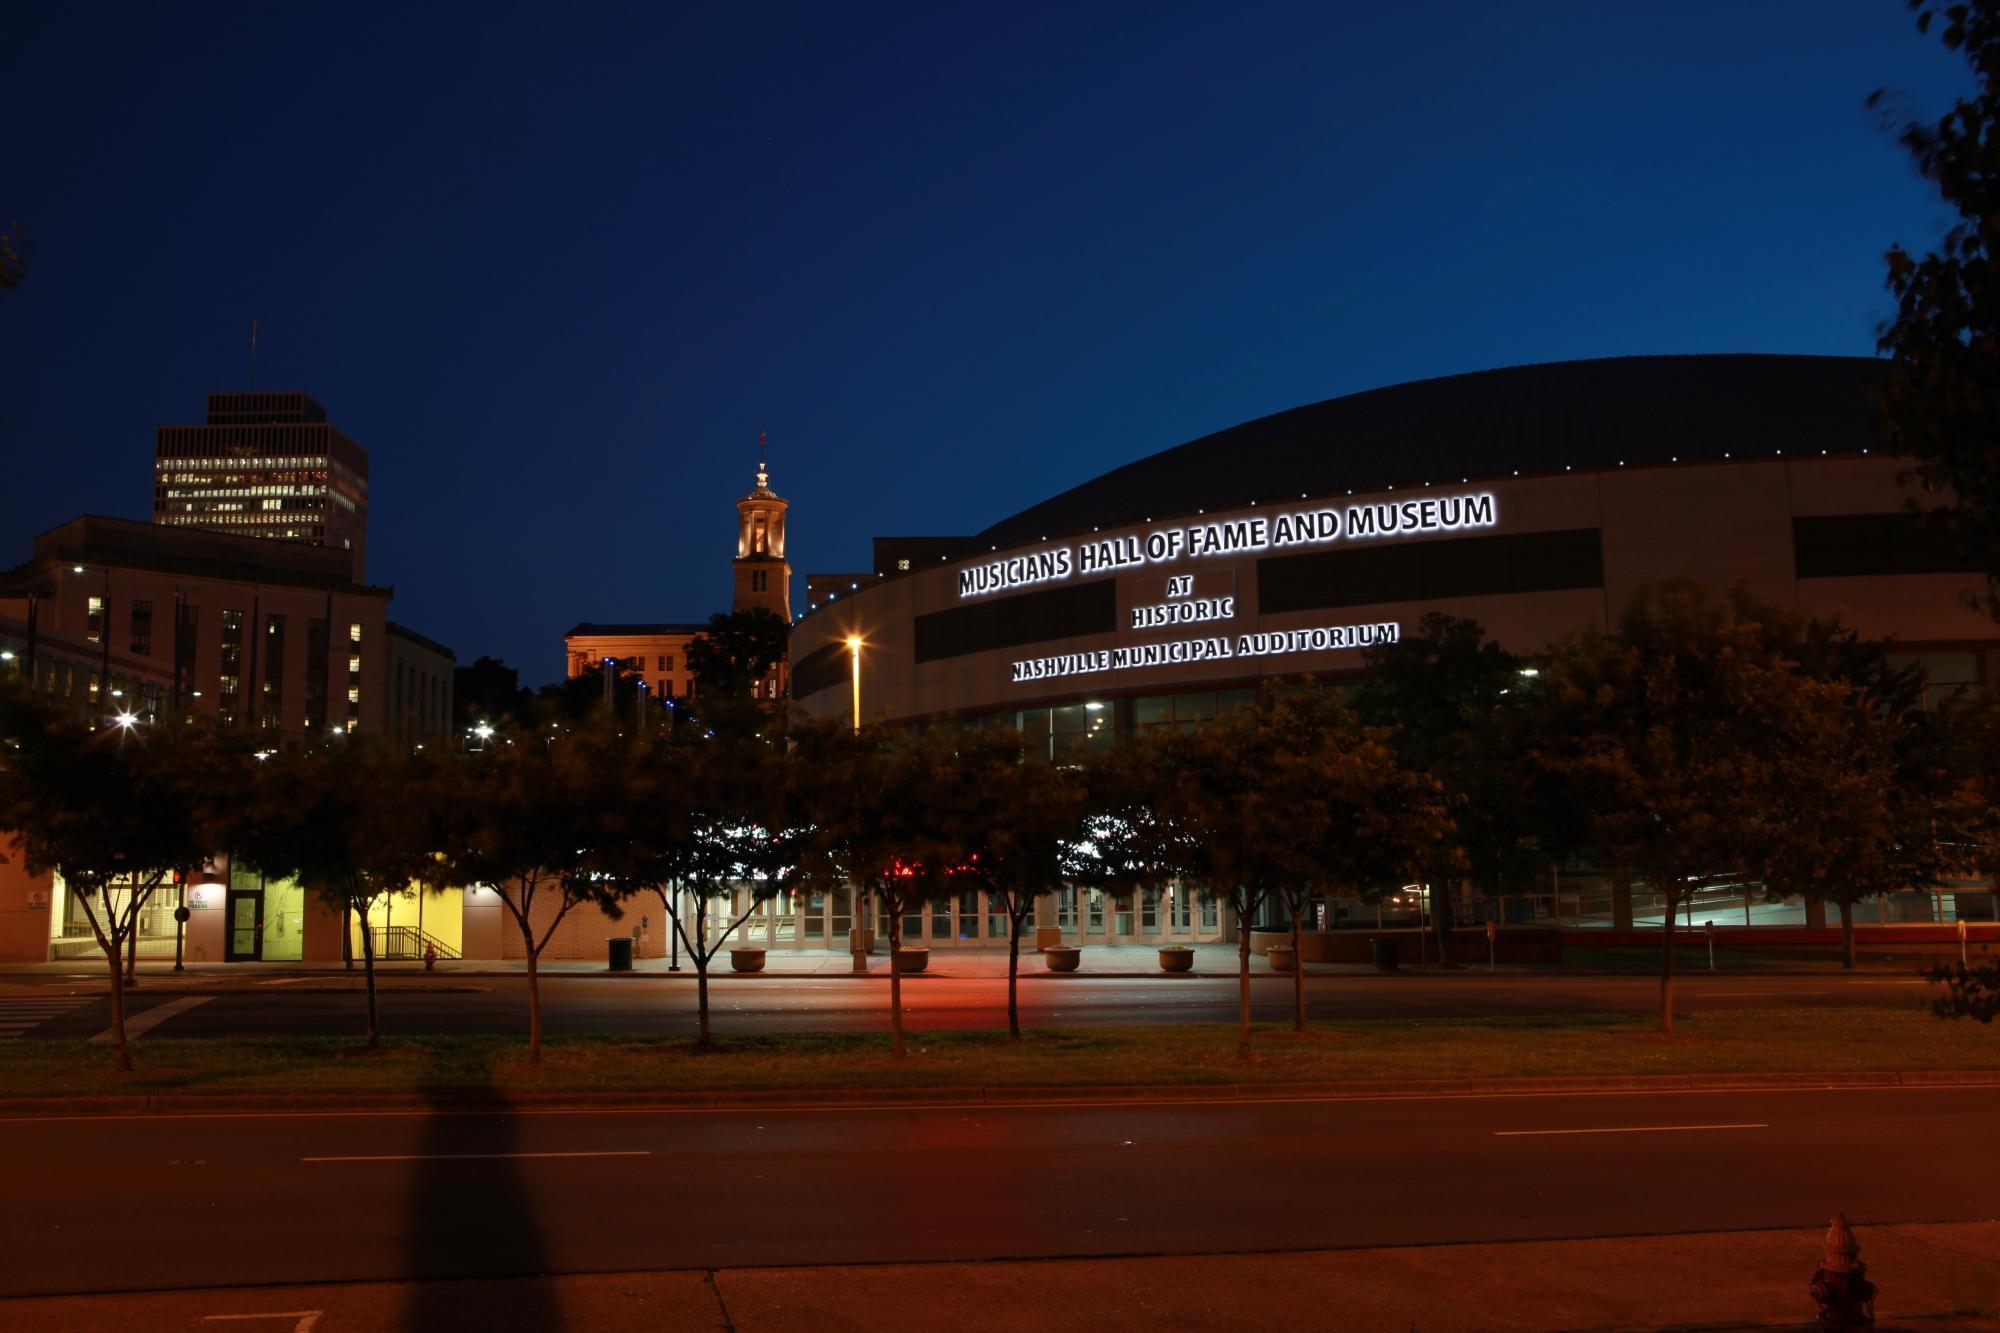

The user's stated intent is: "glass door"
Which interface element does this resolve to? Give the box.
[225,888,262,961]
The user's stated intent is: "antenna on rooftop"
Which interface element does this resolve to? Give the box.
[249,315,260,391]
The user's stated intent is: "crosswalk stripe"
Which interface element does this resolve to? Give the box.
[0,997,93,1039]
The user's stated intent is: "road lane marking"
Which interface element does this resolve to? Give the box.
[0,997,92,1038]
[203,1314,321,1331]
[90,995,212,1043]
[1694,991,1828,998]
[1494,1122,1768,1137]
[302,1149,652,1162]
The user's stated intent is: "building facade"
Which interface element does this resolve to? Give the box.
[154,392,370,578]
[788,354,2000,947]
[387,621,456,747]
[564,457,794,703]
[0,515,397,963]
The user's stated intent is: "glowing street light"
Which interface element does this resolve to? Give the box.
[846,633,868,973]
[112,712,138,730]
[845,635,863,736]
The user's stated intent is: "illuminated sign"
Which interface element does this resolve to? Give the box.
[1011,620,1400,683]
[959,491,1497,600]
[1130,574,1235,629]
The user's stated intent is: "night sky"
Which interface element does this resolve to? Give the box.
[0,3,1970,684]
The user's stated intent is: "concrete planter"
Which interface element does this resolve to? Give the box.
[1159,947,1194,973]
[1044,945,1081,972]
[729,947,767,973]
[1266,945,1297,972]
[894,947,929,974]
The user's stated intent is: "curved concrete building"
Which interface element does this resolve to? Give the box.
[787,354,2000,946]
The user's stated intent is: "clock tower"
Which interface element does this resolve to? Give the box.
[733,451,791,621]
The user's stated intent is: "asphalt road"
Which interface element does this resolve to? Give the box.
[0,1084,1993,1301]
[2,970,1943,1041]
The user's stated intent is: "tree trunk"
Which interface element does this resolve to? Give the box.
[1658,891,1678,1036]
[343,900,354,972]
[1006,902,1024,1040]
[525,942,543,1065]
[1839,899,1855,970]
[123,911,138,987]
[886,891,906,1059]
[1432,871,1455,968]
[1289,897,1307,1033]
[358,898,381,1049]
[695,901,712,1046]
[1236,896,1252,1059]
[104,940,131,1072]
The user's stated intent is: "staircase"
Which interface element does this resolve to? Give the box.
[370,925,461,961]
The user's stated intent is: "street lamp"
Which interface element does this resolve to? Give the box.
[846,634,863,736]
[846,633,868,973]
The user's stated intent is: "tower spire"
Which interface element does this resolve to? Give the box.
[757,431,769,491]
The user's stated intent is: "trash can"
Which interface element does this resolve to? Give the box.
[607,936,634,972]
[1370,936,1399,971]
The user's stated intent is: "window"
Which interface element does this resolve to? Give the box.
[661,654,674,672]
[219,610,244,727]
[262,614,285,728]
[129,601,153,656]
[87,595,104,645]
[655,655,666,671]
[914,580,1118,665]
[1258,528,1604,615]
[752,570,768,592]
[897,558,911,571]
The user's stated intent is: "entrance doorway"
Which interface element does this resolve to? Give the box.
[225,889,262,961]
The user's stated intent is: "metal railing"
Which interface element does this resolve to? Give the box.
[367,925,461,961]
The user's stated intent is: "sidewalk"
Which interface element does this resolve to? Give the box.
[0,941,1929,983]
[2,1220,1993,1330]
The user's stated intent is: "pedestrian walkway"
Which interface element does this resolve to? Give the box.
[0,940,1927,982]
[0,996,92,1038]
[1,1219,1992,1330]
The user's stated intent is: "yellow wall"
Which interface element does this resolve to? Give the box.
[347,883,464,957]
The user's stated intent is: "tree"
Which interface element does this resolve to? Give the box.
[613,719,800,1046]
[1873,2,2000,613]
[940,726,1093,1039]
[448,727,636,1062]
[453,656,533,734]
[1763,624,1951,968]
[1269,693,1451,1031]
[232,738,438,1050]
[0,683,227,1070]
[685,609,789,698]
[794,720,972,1058]
[535,661,643,724]
[1092,701,1308,1058]
[1355,614,1561,964]
[1530,583,1856,1034]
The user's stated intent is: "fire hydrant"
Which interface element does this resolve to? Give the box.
[423,942,438,972]
[1809,1213,1876,1331]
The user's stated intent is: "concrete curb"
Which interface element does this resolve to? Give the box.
[3,1068,1995,1119]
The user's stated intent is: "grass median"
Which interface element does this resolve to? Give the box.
[3,1008,1997,1102]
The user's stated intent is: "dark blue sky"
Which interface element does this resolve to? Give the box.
[0,3,1969,684]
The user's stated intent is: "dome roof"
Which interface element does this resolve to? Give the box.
[968,353,1891,553]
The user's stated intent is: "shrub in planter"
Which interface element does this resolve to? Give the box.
[1044,945,1081,973]
[1159,945,1195,973]
[894,947,930,974]
[730,947,767,973]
